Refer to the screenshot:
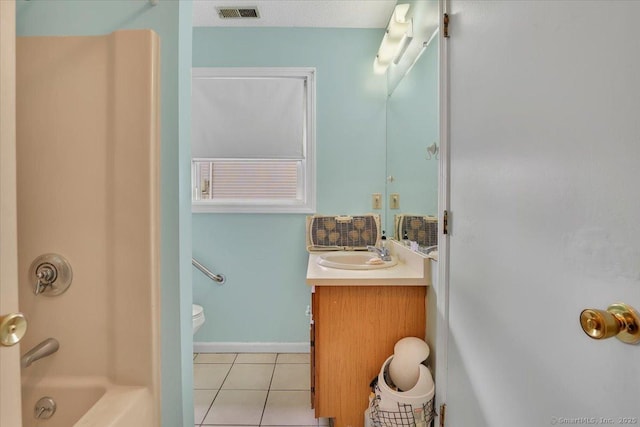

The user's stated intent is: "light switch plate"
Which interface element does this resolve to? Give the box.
[390,193,400,209]
[372,193,382,210]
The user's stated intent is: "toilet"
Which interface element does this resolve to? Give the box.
[192,304,205,335]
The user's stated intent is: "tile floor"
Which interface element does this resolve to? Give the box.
[193,353,329,427]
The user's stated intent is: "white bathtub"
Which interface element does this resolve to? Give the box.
[21,377,154,427]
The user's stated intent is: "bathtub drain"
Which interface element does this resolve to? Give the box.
[34,396,56,420]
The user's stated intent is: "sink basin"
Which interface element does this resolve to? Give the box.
[316,251,398,270]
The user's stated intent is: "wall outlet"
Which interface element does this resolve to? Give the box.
[305,305,311,317]
[390,193,400,209]
[372,193,382,210]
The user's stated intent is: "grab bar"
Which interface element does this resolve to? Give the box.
[192,258,225,284]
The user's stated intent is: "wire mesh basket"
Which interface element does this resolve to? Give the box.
[367,355,435,427]
[368,395,435,427]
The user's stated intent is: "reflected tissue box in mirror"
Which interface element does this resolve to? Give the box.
[394,214,438,247]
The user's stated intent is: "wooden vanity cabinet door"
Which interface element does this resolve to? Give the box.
[311,288,318,410]
[310,307,316,408]
[312,285,426,427]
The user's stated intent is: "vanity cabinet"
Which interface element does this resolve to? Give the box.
[310,285,426,427]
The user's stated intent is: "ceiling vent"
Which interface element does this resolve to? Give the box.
[217,7,260,19]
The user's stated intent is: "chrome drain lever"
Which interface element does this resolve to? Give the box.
[34,396,56,420]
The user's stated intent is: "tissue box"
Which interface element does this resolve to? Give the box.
[306,214,380,251]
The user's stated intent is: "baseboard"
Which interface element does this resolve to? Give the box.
[193,342,310,354]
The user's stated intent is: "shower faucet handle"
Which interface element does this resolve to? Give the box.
[34,264,56,295]
[36,265,56,282]
[29,254,73,297]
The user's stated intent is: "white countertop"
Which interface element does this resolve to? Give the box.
[306,240,431,287]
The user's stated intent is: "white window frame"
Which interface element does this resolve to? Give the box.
[191,67,316,214]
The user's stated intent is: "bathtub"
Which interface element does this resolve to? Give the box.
[21,377,154,427]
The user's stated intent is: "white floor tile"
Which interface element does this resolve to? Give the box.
[270,364,310,390]
[202,390,268,425]
[235,353,278,364]
[277,353,310,364]
[222,363,275,390]
[193,363,231,389]
[195,353,237,364]
[193,389,217,424]
[261,390,317,426]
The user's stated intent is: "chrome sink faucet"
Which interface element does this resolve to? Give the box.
[367,245,392,261]
[21,338,59,368]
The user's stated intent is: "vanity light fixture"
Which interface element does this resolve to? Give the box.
[374,4,414,75]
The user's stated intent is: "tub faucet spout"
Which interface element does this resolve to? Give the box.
[21,338,59,368]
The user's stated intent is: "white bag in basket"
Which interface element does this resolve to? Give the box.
[368,356,435,427]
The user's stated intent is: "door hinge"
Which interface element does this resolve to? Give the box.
[443,13,450,38]
[443,210,449,235]
[439,403,447,427]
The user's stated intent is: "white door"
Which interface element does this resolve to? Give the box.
[0,1,23,426]
[444,1,640,426]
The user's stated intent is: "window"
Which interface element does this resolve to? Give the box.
[191,68,316,213]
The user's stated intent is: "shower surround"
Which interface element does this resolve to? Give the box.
[16,30,160,426]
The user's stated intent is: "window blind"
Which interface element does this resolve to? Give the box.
[194,160,299,200]
[191,76,305,159]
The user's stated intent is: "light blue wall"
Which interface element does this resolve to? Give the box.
[177,1,194,424]
[385,40,439,234]
[192,27,387,343]
[16,1,193,425]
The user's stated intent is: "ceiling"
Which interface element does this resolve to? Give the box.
[192,0,397,28]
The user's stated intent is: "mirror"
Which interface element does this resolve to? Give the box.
[189,0,441,350]
[191,0,439,241]
[383,1,439,241]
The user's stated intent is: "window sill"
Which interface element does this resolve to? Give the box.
[192,202,316,214]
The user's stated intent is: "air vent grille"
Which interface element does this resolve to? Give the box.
[217,7,259,19]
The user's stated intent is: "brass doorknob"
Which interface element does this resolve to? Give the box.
[0,312,28,346]
[580,303,640,344]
